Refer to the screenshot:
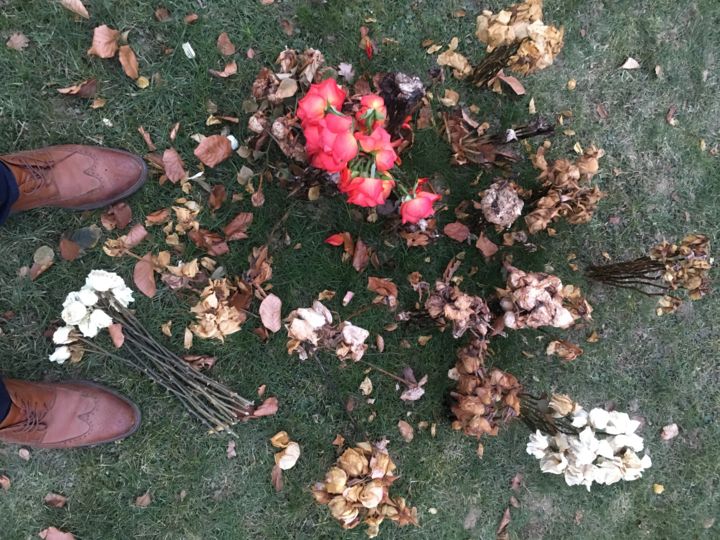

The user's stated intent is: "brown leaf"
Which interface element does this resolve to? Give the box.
[496,507,511,537]
[134,491,152,508]
[162,148,187,183]
[108,323,125,348]
[226,440,237,459]
[101,201,132,230]
[271,464,284,492]
[38,527,75,540]
[665,105,678,126]
[209,61,238,78]
[510,473,523,492]
[475,233,499,259]
[145,208,170,225]
[43,492,68,508]
[137,126,156,151]
[216,32,236,56]
[493,70,526,95]
[188,229,229,256]
[546,340,583,362]
[259,293,282,333]
[182,354,216,371]
[30,246,55,280]
[60,0,89,18]
[367,276,398,299]
[154,7,171,21]
[251,183,265,207]
[660,423,679,441]
[184,13,199,24]
[118,45,139,79]
[208,184,227,211]
[194,135,232,167]
[352,238,370,272]
[397,420,414,442]
[133,253,157,298]
[595,102,609,119]
[0,475,10,491]
[443,222,470,242]
[250,396,279,418]
[87,25,120,58]
[223,212,253,241]
[59,238,81,261]
[123,223,148,248]
[57,79,97,98]
[280,19,294,36]
[6,32,29,51]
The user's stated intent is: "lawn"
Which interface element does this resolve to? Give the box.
[1,0,719,538]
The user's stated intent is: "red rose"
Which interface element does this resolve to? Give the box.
[344,176,395,207]
[400,189,441,224]
[356,94,387,128]
[355,127,398,173]
[297,79,347,125]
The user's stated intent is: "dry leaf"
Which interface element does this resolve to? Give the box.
[101,201,132,230]
[475,233,499,259]
[18,448,31,461]
[270,431,290,448]
[226,440,237,459]
[60,0,89,18]
[0,475,10,491]
[223,212,253,241]
[216,32,236,56]
[137,126,156,151]
[30,246,55,280]
[493,70,526,95]
[59,238,81,261]
[43,492,68,508]
[208,184,227,211]
[162,148,187,183]
[275,441,301,470]
[439,88,460,107]
[134,491,152,508]
[184,327,193,349]
[87,25,120,58]
[154,7,171,21]
[259,293,282,333]
[660,423,679,441]
[209,61,238,78]
[38,527,75,540]
[57,79,97,98]
[665,105,678,126]
[444,222,470,242]
[118,45,139,79]
[194,135,232,167]
[352,238,369,272]
[133,253,157,298]
[546,340,583,362]
[359,376,373,396]
[496,507,511,536]
[184,13,199,24]
[182,354,216,371]
[397,420,414,442]
[271,464,284,492]
[272,78,298,100]
[251,396,279,417]
[620,57,640,70]
[653,483,665,495]
[108,323,125,348]
[6,32,29,51]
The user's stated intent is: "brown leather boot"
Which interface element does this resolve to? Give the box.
[0,144,147,213]
[0,379,141,449]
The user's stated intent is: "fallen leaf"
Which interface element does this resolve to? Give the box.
[134,491,152,508]
[118,45,139,79]
[57,79,97,98]
[271,464,284,492]
[154,6,171,21]
[567,79,577,91]
[209,61,238,78]
[162,148,187,183]
[133,253,157,298]
[226,440,237,459]
[101,201,132,230]
[0,475,10,490]
[216,32,236,56]
[60,0,90,18]
[443,222,470,242]
[184,327,193,349]
[352,238,369,272]
[43,492,68,508]
[620,57,640,70]
[367,277,398,299]
[476,233,499,259]
[184,13,199,24]
[653,483,665,494]
[546,340,583,362]
[208,184,227,211]
[194,135,232,167]
[397,420,414,442]
[275,441,301,470]
[223,212,253,241]
[510,473,523,492]
[6,32,29,51]
[135,76,149,89]
[251,183,265,207]
[259,293,282,333]
[325,233,346,246]
[660,423,679,441]
[273,78,298,100]
[270,431,290,448]
[493,70,526,95]
[182,354,216,371]
[145,209,170,226]
[87,25,120,58]
[665,105,678,126]
[38,527,75,540]
[18,448,31,461]
[137,126,156,151]
[439,88,460,107]
[595,102,609,119]
[59,238,81,261]
[169,122,180,141]
[107,323,125,348]
[30,246,55,280]
[496,507,511,537]
[280,19,295,37]
[251,396,279,418]
[359,376,373,396]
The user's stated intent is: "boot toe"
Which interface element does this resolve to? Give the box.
[88,148,148,208]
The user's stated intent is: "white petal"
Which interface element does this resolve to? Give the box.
[61,301,89,326]
[52,326,74,345]
[77,288,99,307]
[89,309,113,329]
[85,270,125,292]
[49,346,71,364]
[588,408,609,430]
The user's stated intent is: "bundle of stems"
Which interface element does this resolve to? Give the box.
[520,394,580,436]
[82,294,254,436]
[585,257,668,296]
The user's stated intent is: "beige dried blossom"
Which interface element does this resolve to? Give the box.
[479,180,525,228]
[425,281,492,338]
[189,278,247,341]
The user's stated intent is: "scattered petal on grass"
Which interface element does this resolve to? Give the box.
[38,527,75,540]
[275,441,301,470]
[444,222,470,242]
[209,61,238,78]
[18,448,31,461]
[30,246,55,280]
[226,440,237,459]
[108,323,125,348]
[216,32,236,56]
[133,254,156,298]
[653,483,665,494]
[194,135,233,167]
[271,431,290,448]
[398,420,414,442]
[251,396,279,418]
[6,32,29,51]
[359,376,373,396]
[0,475,10,490]
[660,423,679,441]
[259,293,282,333]
[620,57,640,70]
[134,491,152,508]
[271,464,283,492]
[43,492,68,508]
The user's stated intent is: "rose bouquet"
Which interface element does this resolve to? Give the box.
[50,270,265,435]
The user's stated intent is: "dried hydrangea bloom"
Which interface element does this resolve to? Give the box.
[479,180,524,227]
[189,279,247,341]
[425,281,492,338]
[312,441,417,537]
[497,264,585,329]
[475,0,564,74]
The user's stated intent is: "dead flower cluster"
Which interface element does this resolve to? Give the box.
[497,264,590,330]
[475,0,564,75]
[425,281,492,339]
[190,278,250,340]
[650,234,712,304]
[448,339,522,447]
[311,441,418,538]
[478,179,525,228]
[525,143,605,234]
[285,301,369,361]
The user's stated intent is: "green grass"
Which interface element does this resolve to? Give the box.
[1,0,719,538]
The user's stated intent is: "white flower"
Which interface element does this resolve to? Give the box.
[77,288,99,307]
[341,323,369,347]
[608,433,645,453]
[85,270,126,292]
[594,458,624,486]
[540,451,568,474]
[77,309,113,338]
[569,427,600,466]
[595,439,615,460]
[111,285,134,307]
[78,317,99,338]
[620,450,651,481]
[49,346,71,364]
[552,432,571,452]
[564,463,594,490]
[604,411,642,435]
[61,301,89,326]
[52,326,75,345]
[526,430,550,459]
[296,307,327,330]
[571,407,588,428]
[588,408,610,430]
